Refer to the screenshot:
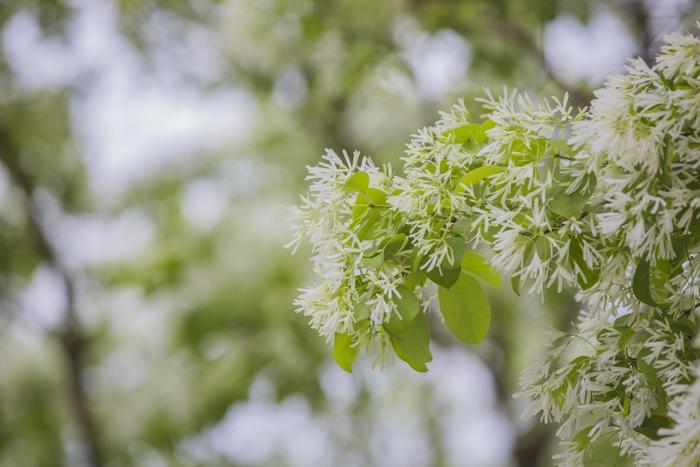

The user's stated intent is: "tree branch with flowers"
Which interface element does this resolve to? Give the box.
[289,30,700,465]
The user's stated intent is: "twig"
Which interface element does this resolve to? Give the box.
[0,126,103,467]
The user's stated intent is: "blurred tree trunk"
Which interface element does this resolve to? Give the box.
[0,125,103,467]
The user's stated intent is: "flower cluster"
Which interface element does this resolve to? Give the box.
[287,149,402,357]
[290,30,700,464]
[517,30,700,465]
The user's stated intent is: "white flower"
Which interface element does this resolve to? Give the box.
[290,28,700,467]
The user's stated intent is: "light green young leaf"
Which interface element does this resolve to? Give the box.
[455,166,505,193]
[343,171,369,194]
[333,332,359,373]
[461,251,500,288]
[440,119,495,145]
[362,250,384,269]
[441,123,479,144]
[438,273,491,344]
[355,209,381,240]
[352,188,388,240]
[351,194,369,221]
[509,137,547,165]
[547,174,596,219]
[384,285,420,335]
[352,188,388,219]
[353,298,371,322]
[366,188,388,205]
[547,188,589,218]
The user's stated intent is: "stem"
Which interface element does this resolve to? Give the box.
[0,128,104,467]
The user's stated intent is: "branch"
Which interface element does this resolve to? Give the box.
[607,0,655,64]
[482,11,594,109]
[0,126,104,467]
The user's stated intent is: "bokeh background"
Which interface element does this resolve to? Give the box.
[0,1,697,466]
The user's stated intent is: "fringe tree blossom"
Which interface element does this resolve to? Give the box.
[290,30,700,464]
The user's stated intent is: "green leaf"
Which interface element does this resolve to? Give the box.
[547,174,596,219]
[343,171,369,194]
[455,166,505,193]
[548,186,590,218]
[461,251,500,288]
[384,285,420,335]
[534,235,551,259]
[547,187,587,218]
[632,258,672,307]
[622,395,631,417]
[351,194,369,221]
[389,311,432,372]
[440,119,495,145]
[426,265,461,289]
[690,214,700,240]
[353,318,370,334]
[569,355,592,368]
[572,426,593,445]
[365,187,387,206]
[471,120,496,144]
[355,209,381,240]
[351,188,388,240]
[636,349,668,415]
[509,138,547,165]
[383,234,407,262]
[569,239,599,289]
[333,332,359,373]
[634,415,673,440]
[613,313,632,329]
[440,126,465,143]
[352,188,388,220]
[652,260,671,304]
[593,385,615,406]
[550,138,574,156]
[669,318,695,336]
[633,259,656,306]
[637,357,667,415]
[451,217,471,235]
[438,274,491,344]
[510,274,521,296]
[353,296,371,322]
[405,269,427,289]
[411,250,424,272]
[424,239,465,288]
[478,118,497,134]
[362,250,384,269]
[441,123,478,144]
[445,236,466,268]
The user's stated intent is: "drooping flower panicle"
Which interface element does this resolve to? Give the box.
[289,30,700,464]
